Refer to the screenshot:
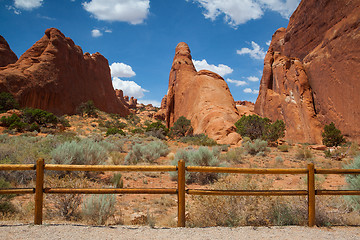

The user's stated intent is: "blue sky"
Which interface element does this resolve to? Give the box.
[0,0,300,106]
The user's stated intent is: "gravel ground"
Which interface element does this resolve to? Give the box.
[1,224,360,240]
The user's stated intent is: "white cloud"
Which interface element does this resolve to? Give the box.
[266,40,271,46]
[247,76,259,82]
[91,29,103,37]
[14,0,43,10]
[192,59,233,77]
[139,100,161,107]
[226,78,247,86]
[112,77,148,99]
[105,29,112,33]
[237,41,266,60]
[83,0,150,24]
[243,88,259,94]
[110,62,136,78]
[190,0,300,27]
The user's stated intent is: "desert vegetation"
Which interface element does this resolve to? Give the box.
[0,104,359,228]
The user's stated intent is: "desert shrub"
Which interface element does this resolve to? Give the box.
[99,120,127,129]
[243,139,270,156]
[344,156,360,210]
[0,178,16,214]
[348,142,360,157]
[277,144,290,152]
[22,108,58,125]
[111,173,123,188]
[126,113,140,125]
[145,121,169,140]
[179,134,217,146]
[235,115,285,143]
[131,128,144,134]
[170,116,193,138]
[322,122,346,147]
[171,147,224,184]
[0,114,27,132]
[77,100,98,118]
[275,156,284,165]
[220,147,244,164]
[0,92,19,113]
[82,194,116,225]
[268,200,306,225]
[295,147,313,160]
[106,128,125,136]
[125,140,170,164]
[59,116,71,127]
[50,138,108,165]
[29,122,40,132]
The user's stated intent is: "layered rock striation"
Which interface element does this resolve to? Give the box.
[255,0,360,143]
[0,28,129,116]
[165,42,241,145]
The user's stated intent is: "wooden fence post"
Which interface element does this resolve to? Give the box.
[177,160,186,227]
[34,158,45,225]
[307,163,315,227]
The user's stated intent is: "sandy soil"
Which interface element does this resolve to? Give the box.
[1,224,360,240]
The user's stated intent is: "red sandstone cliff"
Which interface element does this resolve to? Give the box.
[0,35,18,67]
[165,42,241,145]
[0,28,129,116]
[255,0,360,143]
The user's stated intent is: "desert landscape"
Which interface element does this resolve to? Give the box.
[1,0,360,239]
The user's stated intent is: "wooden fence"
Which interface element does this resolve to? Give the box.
[1,158,360,227]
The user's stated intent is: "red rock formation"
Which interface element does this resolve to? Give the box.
[0,28,129,116]
[255,0,360,143]
[154,95,167,120]
[0,35,18,67]
[165,42,241,145]
[235,100,255,117]
[128,97,137,109]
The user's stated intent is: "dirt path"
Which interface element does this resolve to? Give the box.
[1,224,360,240]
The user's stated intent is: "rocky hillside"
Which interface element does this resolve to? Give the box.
[255,0,360,143]
[0,28,129,116]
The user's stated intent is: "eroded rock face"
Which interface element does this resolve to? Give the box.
[0,28,129,116]
[0,35,18,67]
[165,42,241,145]
[255,0,360,143]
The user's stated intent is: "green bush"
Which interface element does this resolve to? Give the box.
[220,147,244,163]
[131,128,144,134]
[277,144,290,152]
[111,173,124,188]
[171,116,193,138]
[22,108,58,125]
[0,114,27,132]
[235,115,285,143]
[344,156,360,210]
[179,134,217,146]
[77,100,98,118]
[295,147,313,160]
[50,138,108,165]
[144,121,169,140]
[82,194,116,225]
[126,113,140,125]
[243,139,270,156]
[106,128,125,136]
[0,92,19,113]
[171,147,224,184]
[125,140,170,164]
[322,122,346,147]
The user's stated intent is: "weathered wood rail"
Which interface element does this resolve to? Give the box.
[1,159,360,227]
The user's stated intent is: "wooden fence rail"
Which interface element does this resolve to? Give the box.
[1,159,360,227]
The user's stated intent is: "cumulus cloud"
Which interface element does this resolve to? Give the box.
[266,40,271,46]
[139,100,161,107]
[226,78,247,86]
[14,0,43,10]
[247,76,259,82]
[112,77,148,99]
[192,59,233,77]
[190,0,300,27]
[110,62,136,78]
[243,88,259,94]
[91,29,103,37]
[237,41,266,60]
[83,0,150,24]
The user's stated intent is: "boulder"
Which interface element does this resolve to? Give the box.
[165,42,241,145]
[0,28,129,116]
[0,35,18,67]
[255,0,360,143]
